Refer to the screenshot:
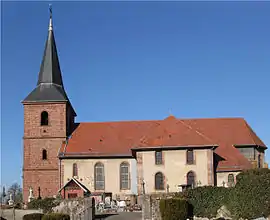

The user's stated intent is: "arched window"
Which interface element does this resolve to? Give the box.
[42,149,47,160]
[41,111,49,126]
[120,162,130,190]
[94,162,105,190]
[228,174,234,187]
[187,171,195,187]
[155,172,164,190]
[72,163,78,177]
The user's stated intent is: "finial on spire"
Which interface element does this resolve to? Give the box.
[169,109,173,116]
[48,4,53,31]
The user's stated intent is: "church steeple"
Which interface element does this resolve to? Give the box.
[23,6,70,103]
[37,5,64,87]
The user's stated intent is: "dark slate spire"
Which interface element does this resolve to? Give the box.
[37,5,64,87]
[23,6,69,102]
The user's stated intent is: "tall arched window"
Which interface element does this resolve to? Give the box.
[228,174,234,187]
[94,162,105,190]
[42,149,47,160]
[72,163,78,177]
[155,172,164,190]
[41,111,49,126]
[187,171,195,187]
[120,162,130,190]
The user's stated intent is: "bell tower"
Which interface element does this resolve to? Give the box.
[22,6,76,202]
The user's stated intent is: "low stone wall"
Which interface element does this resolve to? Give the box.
[141,193,174,220]
[0,209,42,220]
[53,197,93,220]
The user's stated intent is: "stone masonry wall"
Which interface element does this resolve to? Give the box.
[141,193,174,220]
[53,197,93,220]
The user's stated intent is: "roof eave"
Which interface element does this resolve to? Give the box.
[22,100,68,104]
[234,144,267,150]
[58,153,133,159]
[131,144,218,151]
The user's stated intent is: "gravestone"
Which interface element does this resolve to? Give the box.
[216,206,231,220]
[28,187,34,202]
[8,193,14,206]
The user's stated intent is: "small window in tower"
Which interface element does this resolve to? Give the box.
[41,111,49,126]
[42,149,47,160]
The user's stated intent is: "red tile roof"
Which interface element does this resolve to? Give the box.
[60,116,266,171]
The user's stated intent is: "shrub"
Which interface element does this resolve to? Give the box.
[23,213,44,220]
[42,213,70,220]
[229,168,270,219]
[171,169,270,219]
[159,198,192,220]
[180,186,231,218]
[28,198,60,214]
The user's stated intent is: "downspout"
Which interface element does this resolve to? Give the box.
[210,146,216,186]
[57,138,69,190]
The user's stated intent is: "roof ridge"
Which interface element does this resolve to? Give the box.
[77,117,246,124]
[181,117,245,121]
[177,120,216,144]
[79,119,163,124]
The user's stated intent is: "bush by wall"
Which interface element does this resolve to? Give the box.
[172,168,270,219]
[180,186,232,218]
[28,198,60,214]
[42,213,70,220]
[23,213,44,220]
[159,198,192,220]
[229,168,270,219]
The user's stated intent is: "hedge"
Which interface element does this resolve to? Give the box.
[172,168,270,219]
[28,198,60,213]
[160,198,192,220]
[229,168,270,219]
[23,213,44,220]
[180,186,232,218]
[42,213,70,220]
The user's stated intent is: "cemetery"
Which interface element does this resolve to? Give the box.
[1,168,269,220]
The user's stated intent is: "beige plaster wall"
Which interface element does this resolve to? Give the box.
[139,149,214,194]
[216,171,240,187]
[62,158,137,198]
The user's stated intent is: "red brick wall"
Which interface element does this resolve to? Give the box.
[61,188,84,199]
[23,103,68,203]
[23,170,59,201]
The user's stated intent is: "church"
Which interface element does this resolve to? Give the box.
[22,10,268,203]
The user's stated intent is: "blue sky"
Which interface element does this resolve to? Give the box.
[1,1,270,188]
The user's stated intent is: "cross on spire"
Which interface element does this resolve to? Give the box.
[49,4,52,18]
[48,4,53,31]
